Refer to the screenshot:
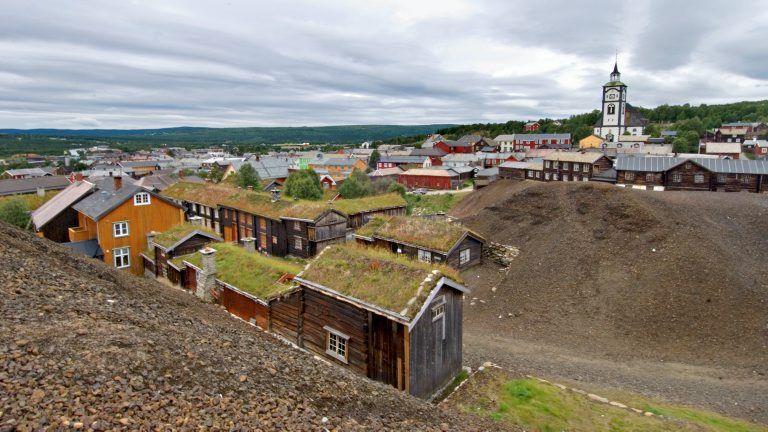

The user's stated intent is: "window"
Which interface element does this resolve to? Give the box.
[535,171,541,179]
[672,172,682,183]
[113,221,129,238]
[563,174,570,181]
[418,249,431,262]
[624,172,635,181]
[259,233,267,249]
[645,173,655,182]
[553,173,559,181]
[573,163,580,171]
[133,192,150,206]
[544,173,550,180]
[259,218,266,229]
[459,248,470,265]
[685,162,692,169]
[562,162,570,170]
[294,236,303,250]
[294,221,301,231]
[432,296,446,340]
[607,104,616,115]
[694,174,704,184]
[741,174,751,185]
[114,247,130,269]
[544,161,551,168]
[325,327,349,363]
[272,236,278,245]
[527,171,533,178]
[583,164,589,173]
[717,174,726,183]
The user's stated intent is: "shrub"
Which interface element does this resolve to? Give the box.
[0,198,30,228]
[338,168,374,199]
[284,169,323,200]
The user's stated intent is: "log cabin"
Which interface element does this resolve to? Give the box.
[286,244,469,399]
[354,215,485,270]
[67,176,185,274]
[542,152,613,182]
[614,157,768,192]
[141,219,222,282]
[331,192,407,229]
[161,181,226,232]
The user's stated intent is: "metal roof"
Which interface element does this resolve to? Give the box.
[614,156,768,175]
[31,180,95,229]
[63,239,103,258]
[73,183,180,221]
[614,157,685,172]
[0,176,71,196]
[694,158,768,174]
[494,133,571,141]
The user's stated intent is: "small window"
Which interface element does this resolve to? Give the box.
[673,172,682,183]
[573,163,580,171]
[694,173,704,184]
[114,247,130,269]
[583,164,589,173]
[113,221,129,238]
[527,171,533,178]
[259,218,266,229]
[741,174,751,185]
[544,161,551,168]
[418,249,431,262]
[717,174,726,183]
[272,236,278,245]
[624,172,635,181]
[294,221,301,231]
[459,248,470,265]
[545,173,551,180]
[134,192,151,206]
[562,162,569,170]
[536,171,541,179]
[294,236,303,250]
[432,296,446,340]
[325,327,349,363]
[645,173,654,182]
[553,173,559,181]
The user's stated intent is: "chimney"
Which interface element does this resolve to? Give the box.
[36,187,45,197]
[196,247,217,301]
[189,216,203,226]
[113,174,122,190]
[242,237,255,253]
[201,247,216,274]
[147,231,156,248]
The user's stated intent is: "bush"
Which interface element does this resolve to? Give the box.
[0,198,30,228]
[338,168,374,199]
[234,163,260,189]
[386,182,406,197]
[284,169,323,200]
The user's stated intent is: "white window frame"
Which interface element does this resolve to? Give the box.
[294,236,303,250]
[113,247,131,269]
[694,173,704,184]
[112,221,129,238]
[583,164,589,173]
[459,248,471,265]
[431,295,446,340]
[133,192,151,206]
[544,172,550,180]
[418,249,431,262]
[294,221,301,231]
[673,172,682,183]
[324,326,349,363]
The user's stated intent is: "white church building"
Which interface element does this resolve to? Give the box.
[593,63,648,142]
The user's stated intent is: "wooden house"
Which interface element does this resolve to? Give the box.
[397,168,461,190]
[354,215,485,270]
[543,152,612,181]
[331,192,407,229]
[161,181,227,232]
[283,244,469,399]
[68,177,185,274]
[141,220,222,283]
[31,180,96,242]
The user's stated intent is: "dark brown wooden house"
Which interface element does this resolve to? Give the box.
[543,152,613,182]
[31,180,96,242]
[354,216,485,270]
[141,220,222,283]
[331,192,407,229]
[277,244,469,399]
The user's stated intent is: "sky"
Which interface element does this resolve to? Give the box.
[1,0,768,129]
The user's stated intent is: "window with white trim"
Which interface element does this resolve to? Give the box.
[112,221,129,238]
[624,172,635,181]
[459,248,470,265]
[432,295,446,340]
[418,249,431,262]
[583,164,589,173]
[294,221,301,230]
[325,327,349,363]
[741,174,751,185]
[562,162,570,170]
[694,173,704,183]
[134,192,151,206]
[645,173,655,182]
[672,172,682,183]
[573,163,580,171]
[114,247,130,269]
[544,173,550,180]
[294,236,303,250]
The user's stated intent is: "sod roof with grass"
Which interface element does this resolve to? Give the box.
[358,215,481,253]
[299,243,463,320]
[161,181,237,208]
[152,223,221,250]
[175,242,303,300]
[332,193,407,215]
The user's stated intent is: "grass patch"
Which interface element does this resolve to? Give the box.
[176,242,302,299]
[452,371,767,432]
[357,215,472,253]
[300,243,462,318]
[0,190,58,210]
[332,192,406,215]
[406,191,470,216]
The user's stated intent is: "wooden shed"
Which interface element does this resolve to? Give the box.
[331,192,407,229]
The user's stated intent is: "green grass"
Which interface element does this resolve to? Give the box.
[452,371,767,432]
[0,190,58,210]
[405,191,470,216]
[357,215,470,253]
[152,222,220,249]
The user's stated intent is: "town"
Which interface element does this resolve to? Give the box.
[2,2,768,427]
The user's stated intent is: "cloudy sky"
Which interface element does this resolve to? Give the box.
[1,0,767,129]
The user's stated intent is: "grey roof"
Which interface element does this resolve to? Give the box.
[0,176,71,196]
[3,168,51,177]
[63,239,103,259]
[309,157,364,167]
[456,134,484,145]
[379,155,428,164]
[118,160,161,168]
[231,158,293,179]
[494,133,571,141]
[134,173,178,191]
[31,180,95,229]
[695,158,768,174]
[614,157,685,172]
[409,147,447,157]
[661,130,678,137]
[73,184,179,221]
[476,167,499,177]
[614,156,768,175]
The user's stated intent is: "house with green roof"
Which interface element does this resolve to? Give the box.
[140,218,222,282]
[278,243,469,399]
[355,215,485,269]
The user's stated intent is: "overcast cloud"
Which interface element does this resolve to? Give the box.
[1,0,767,129]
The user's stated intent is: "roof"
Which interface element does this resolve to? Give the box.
[476,167,499,177]
[230,158,293,180]
[614,156,768,174]
[705,142,741,154]
[3,168,50,177]
[722,122,761,127]
[409,148,447,157]
[118,160,160,168]
[0,176,71,196]
[297,243,464,321]
[614,157,686,173]
[30,180,95,229]
[357,215,484,254]
[73,184,179,221]
[152,223,222,252]
[369,167,403,177]
[62,239,103,259]
[544,152,606,163]
[177,243,301,301]
[441,153,482,162]
[309,157,364,167]
[494,133,571,141]
[134,173,178,191]
[694,158,768,174]
[379,155,428,164]
[332,193,407,215]
[399,168,459,178]
[499,161,533,169]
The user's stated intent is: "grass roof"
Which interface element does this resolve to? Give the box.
[161,181,237,208]
[300,243,462,319]
[176,243,303,300]
[152,223,220,250]
[332,193,407,215]
[358,215,471,253]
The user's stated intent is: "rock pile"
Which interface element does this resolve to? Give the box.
[483,242,520,268]
[0,222,501,431]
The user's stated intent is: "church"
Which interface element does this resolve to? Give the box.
[593,62,648,142]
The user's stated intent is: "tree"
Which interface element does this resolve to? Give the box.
[338,168,374,199]
[208,165,224,183]
[386,181,406,197]
[672,137,690,153]
[644,123,661,138]
[368,149,381,169]
[234,163,260,189]
[0,198,30,228]
[284,169,323,200]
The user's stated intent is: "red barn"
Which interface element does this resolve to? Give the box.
[524,121,541,132]
[397,168,460,190]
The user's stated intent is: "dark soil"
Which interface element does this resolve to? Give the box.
[452,180,768,423]
[0,222,504,431]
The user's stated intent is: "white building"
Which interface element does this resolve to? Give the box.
[593,63,648,142]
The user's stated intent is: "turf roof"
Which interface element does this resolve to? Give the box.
[176,242,302,300]
[299,243,462,319]
[332,193,407,215]
[358,215,473,253]
[152,223,221,250]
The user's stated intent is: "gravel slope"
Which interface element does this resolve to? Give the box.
[452,180,768,423]
[0,223,504,431]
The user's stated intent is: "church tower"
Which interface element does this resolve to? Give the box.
[594,62,629,142]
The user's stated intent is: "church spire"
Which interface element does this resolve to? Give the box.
[610,60,621,83]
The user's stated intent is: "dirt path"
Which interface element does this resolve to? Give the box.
[463,332,768,424]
